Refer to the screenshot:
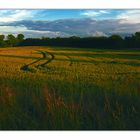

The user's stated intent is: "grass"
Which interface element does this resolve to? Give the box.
[0,46,139,130]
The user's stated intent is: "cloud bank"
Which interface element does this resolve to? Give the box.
[0,18,140,38]
[0,10,140,38]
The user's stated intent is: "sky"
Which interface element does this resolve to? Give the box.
[0,9,140,38]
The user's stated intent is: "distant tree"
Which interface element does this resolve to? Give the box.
[133,32,140,48]
[17,34,24,42]
[0,35,5,47]
[108,34,123,48]
[134,32,140,42]
[3,32,140,49]
[0,35,5,41]
[7,34,17,47]
[124,35,134,49]
[109,34,123,40]
[41,36,45,40]
[16,34,24,46]
[135,32,140,38]
[69,36,81,39]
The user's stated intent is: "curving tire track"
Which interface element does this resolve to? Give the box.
[65,55,73,66]
[21,50,55,71]
[60,53,73,66]
[37,51,55,67]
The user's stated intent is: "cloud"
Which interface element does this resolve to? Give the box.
[0,17,140,38]
[99,10,110,14]
[0,10,140,38]
[81,10,110,17]
[116,10,140,24]
[0,10,35,22]
[90,31,108,37]
[0,25,71,38]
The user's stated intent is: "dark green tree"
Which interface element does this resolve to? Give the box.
[135,32,140,38]
[108,34,123,48]
[0,35,5,47]
[17,34,24,42]
[133,32,140,48]
[7,34,17,47]
[134,32,140,42]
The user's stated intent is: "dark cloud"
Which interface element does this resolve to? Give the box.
[0,18,140,37]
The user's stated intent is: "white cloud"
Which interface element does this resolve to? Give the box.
[117,10,140,24]
[91,31,108,37]
[0,10,34,22]
[0,25,52,34]
[0,17,140,38]
[81,10,109,17]
[99,10,109,14]
[0,25,70,38]
[0,26,28,33]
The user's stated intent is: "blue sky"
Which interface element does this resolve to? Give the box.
[0,10,140,37]
[0,9,132,21]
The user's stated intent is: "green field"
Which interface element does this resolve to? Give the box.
[0,46,139,130]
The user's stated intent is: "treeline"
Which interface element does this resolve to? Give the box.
[0,34,24,47]
[1,32,140,49]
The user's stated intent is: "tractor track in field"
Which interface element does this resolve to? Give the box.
[20,50,55,71]
[55,52,73,66]
[64,55,73,66]
[37,50,55,67]
[62,54,73,66]
[87,55,140,67]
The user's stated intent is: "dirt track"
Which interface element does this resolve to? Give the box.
[20,50,55,71]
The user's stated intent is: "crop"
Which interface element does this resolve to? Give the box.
[0,46,139,130]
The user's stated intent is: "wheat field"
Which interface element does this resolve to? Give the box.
[0,46,139,130]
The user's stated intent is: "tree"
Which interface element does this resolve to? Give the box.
[16,34,25,46]
[135,32,140,38]
[7,34,17,47]
[109,34,123,40]
[108,34,123,48]
[134,32,140,42]
[0,35,5,47]
[133,32,140,48]
[17,34,24,42]
[0,35,5,41]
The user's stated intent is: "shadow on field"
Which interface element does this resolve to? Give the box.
[0,54,38,59]
[0,52,139,69]
[0,77,140,130]
[54,57,140,67]
[53,52,140,60]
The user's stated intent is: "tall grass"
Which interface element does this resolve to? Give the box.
[0,46,139,130]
